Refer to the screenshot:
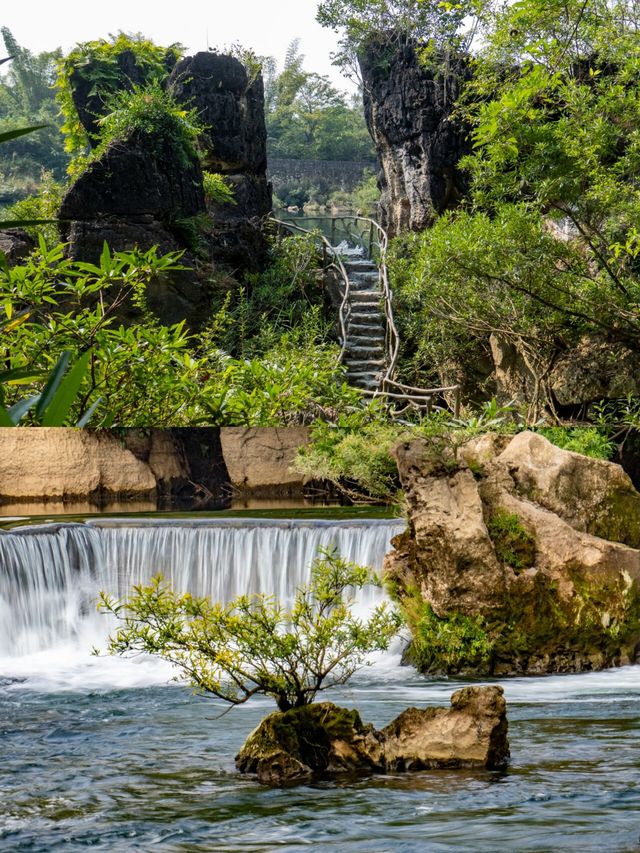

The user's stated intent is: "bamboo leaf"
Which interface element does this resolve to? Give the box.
[0,124,48,144]
[40,350,91,426]
[7,394,39,424]
[76,396,101,427]
[34,351,72,419]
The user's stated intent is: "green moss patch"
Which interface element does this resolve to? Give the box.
[487,510,536,572]
[400,587,494,674]
[397,570,640,676]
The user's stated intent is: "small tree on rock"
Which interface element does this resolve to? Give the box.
[98,549,402,712]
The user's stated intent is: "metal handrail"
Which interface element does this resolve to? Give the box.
[272,214,461,417]
[273,218,352,360]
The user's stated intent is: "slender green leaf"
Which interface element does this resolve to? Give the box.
[0,125,48,144]
[41,350,91,426]
[0,366,45,385]
[34,351,72,419]
[8,395,39,424]
[76,396,101,427]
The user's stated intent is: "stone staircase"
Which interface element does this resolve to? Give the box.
[341,259,386,392]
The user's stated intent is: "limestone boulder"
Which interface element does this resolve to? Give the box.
[220,427,310,497]
[387,431,640,676]
[58,129,207,325]
[381,686,509,771]
[496,431,640,547]
[549,339,640,406]
[59,132,205,223]
[0,228,35,264]
[236,687,509,786]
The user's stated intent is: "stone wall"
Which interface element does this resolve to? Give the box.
[0,427,311,508]
[268,159,377,195]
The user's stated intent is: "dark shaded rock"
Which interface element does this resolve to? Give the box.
[168,52,271,272]
[0,228,35,264]
[123,428,231,509]
[168,428,231,508]
[359,36,472,235]
[58,130,207,325]
[236,687,509,786]
[168,52,267,175]
[59,131,204,223]
[386,431,640,676]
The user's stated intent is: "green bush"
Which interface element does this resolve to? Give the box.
[203,172,235,206]
[56,32,183,165]
[537,426,615,460]
[96,82,201,167]
[0,241,361,426]
[98,549,402,711]
[297,400,520,503]
[399,589,494,674]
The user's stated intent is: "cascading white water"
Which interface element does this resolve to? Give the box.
[0,518,405,660]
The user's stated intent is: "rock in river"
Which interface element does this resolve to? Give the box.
[236,685,509,786]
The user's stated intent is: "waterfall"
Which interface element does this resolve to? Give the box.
[0,518,405,660]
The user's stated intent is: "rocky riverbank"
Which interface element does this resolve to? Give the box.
[0,427,311,510]
[385,431,640,676]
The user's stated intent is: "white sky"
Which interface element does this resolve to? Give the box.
[2,0,355,91]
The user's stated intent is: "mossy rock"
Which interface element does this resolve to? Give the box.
[235,702,380,786]
[402,569,640,676]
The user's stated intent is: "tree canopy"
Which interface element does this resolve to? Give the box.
[265,39,374,162]
[384,0,640,416]
[98,549,402,712]
[0,29,67,200]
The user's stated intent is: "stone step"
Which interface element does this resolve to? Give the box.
[348,325,385,337]
[349,272,379,283]
[345,261,378,273]
[345,361,385,370]
[350,313,381,323]
[347,280,380,292]
[350,303,380,312]
[345,345,386,357]
[345,375,382,390]
[350,292,381,303]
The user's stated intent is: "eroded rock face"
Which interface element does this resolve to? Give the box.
[386,431,640,675]
[358,36,471,236]
[58,130,208,325]
[58,50,271,323]
[236,686,509,786]
[168,52,271,272]
[489,334,640,415]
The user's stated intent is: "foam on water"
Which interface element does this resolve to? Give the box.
[0,517,405,690]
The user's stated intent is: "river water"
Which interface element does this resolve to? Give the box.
[1,517,639,852]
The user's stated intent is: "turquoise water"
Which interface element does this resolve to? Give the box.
[2,514,639,851]
[2,666,640,852]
